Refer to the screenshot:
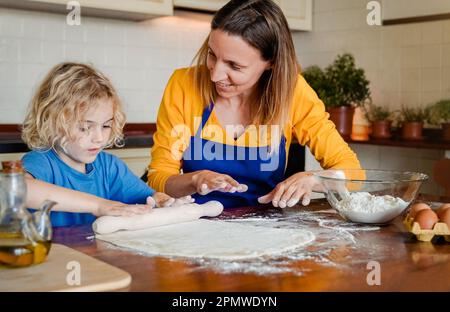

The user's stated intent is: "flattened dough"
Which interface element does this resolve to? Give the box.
[96,219,315,260]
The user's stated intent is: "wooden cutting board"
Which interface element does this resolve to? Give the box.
[0,244,131,292]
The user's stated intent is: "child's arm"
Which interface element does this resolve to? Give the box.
[25,177,152,217]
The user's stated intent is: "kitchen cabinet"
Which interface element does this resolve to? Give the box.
[382,0,450,24]
[0,152,25,163]
[106,147,151,177]
[0,0,173,21]
[273,0,312,31]
[173,0,312,31]
[0,148,150,177]
[173,0,225,12]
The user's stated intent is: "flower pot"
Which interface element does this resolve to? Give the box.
[401,122,423,140]
[371,120,391,139]
[327,106,355,139]
[442,122,450,141]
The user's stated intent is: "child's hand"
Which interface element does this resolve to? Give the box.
[147,193,195,208]
[96,200,153,217]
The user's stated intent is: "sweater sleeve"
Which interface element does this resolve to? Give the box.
[147,69,193,192]
[291,75,361,170]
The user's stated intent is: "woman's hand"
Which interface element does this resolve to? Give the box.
[147,192,195,207]
[257,172,323,208]
[95,200,153,217]
[191,170,248,195]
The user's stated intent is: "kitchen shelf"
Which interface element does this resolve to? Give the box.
[0,0,173,21]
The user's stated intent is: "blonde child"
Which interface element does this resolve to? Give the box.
[21,62,186,227]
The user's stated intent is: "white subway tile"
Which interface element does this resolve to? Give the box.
[421,45,441,68]
[0,11,23,37]
[125,26,148,46]
[42,41,64,63]
[84,44,106,66]
[442,67,450,96]
[100,66,127,90]
[421,91,442,106]
[421,67,441,92]
[421,21,442,45]
[0,63,18,87]
[125,46,148,68]
[381,47,401,70]
[443,20,450,44]
[401,24,421,47]
[64,42,84,61]
[401,68,421,92]
[42,18,65,41]
[105,22,126,45]
[401,46,421,69]
[84,22,106,44]
[442,44,450,67]
[0,38,19,62]
[400,91,421,107]
[22,15,43,39]
[105,45,125,66]
[381,26,403,48]
[18,38,42,63]
[124,68,146,90]
[17,63,47,88]
[64,23,84,43]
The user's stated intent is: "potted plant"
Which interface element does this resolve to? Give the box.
[363,103,393,139]
[303,53,371,138]
[427,99,450,141]
[398,106,429,140]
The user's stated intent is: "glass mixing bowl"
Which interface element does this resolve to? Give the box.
[313,169,428,224]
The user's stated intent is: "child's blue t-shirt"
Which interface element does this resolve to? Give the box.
[22,149,154,227]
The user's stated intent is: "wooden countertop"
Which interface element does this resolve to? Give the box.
[52,197,450,292]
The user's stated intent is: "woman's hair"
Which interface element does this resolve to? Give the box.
[22,62,125,150]
[191,0,299,128]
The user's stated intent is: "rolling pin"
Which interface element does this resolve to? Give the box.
[93,201,224,234]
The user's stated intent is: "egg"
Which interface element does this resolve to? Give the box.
[436,204,450,228]
[408,202,431,218]
[414,209,438,230]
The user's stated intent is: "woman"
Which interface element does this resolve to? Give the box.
[148,0,360,208]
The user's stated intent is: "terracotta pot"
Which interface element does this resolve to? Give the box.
[442,122,450,141]
[371,120,391,139]
[327,106,355,138]
[402,122,423,140]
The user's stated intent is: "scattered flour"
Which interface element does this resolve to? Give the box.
[336,192,408,213]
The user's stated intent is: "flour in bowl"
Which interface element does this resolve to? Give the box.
[336,192,408,213]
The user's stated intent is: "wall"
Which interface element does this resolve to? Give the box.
[0,8,211,123]
[292,0,450,110]
[296,0,449,196]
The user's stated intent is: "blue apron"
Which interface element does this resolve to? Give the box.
[182,104,287,208]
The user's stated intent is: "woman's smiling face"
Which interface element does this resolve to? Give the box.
[206,29,271,99]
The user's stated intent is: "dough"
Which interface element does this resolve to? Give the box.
[96,219,315,260]
[93,201,224,234]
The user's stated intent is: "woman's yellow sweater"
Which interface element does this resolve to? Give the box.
[148,67,361,192]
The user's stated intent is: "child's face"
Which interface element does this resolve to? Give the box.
[58,98,114,171]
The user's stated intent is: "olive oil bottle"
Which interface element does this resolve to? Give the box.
[0,231,51,267]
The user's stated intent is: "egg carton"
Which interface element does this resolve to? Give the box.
[403,216,450,242]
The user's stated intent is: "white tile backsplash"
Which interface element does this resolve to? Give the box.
[293,0,450,111]
[0,8,211,124]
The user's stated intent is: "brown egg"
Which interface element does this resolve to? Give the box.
[436,205,450,228]
[414,209,438,230]
[408,202,431,218]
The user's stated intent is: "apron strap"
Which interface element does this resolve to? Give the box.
[194,103,214,137]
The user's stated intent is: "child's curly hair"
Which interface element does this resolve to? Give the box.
[22,62,125,150]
